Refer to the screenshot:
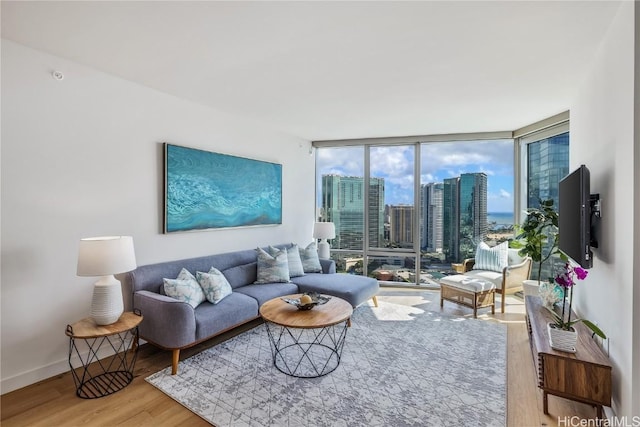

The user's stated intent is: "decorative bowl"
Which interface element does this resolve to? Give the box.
[282,292,331,310]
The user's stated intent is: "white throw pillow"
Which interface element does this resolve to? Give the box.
[299,242,322,273]
[473,241,509,273]
[163,268,206,309]
[196,268,232,304]
[255,247,290,284]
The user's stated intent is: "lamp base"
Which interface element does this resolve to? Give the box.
[317,239,331,259]
[90,275,124,325]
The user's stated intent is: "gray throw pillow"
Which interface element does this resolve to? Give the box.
[269,245,305,278]
[299,242,323,273]
[255,247,290,284]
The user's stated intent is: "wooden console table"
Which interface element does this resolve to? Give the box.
[525,295,611,418]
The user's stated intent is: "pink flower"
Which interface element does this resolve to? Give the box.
[575,266,588,280]
[554,262,587,288]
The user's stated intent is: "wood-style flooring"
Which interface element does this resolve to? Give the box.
[1,290,599,426]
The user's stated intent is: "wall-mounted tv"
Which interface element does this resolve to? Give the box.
[558,164,599,269]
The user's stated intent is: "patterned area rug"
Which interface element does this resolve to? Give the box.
[146,292,506,426]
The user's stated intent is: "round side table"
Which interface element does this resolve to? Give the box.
[65,310,143,399]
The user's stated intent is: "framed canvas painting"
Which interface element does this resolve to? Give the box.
[164,143,282,233]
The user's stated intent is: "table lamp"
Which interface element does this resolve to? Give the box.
[313,222,335,259]
[77,236,137,325]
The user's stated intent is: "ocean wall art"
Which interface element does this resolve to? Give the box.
[164,143,282,233]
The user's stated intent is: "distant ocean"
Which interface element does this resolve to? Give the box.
[487,212,514,226]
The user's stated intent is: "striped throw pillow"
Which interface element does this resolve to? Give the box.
[472,241,509,273]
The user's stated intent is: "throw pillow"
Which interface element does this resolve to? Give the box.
[473,241,509,273]
[299,242,323,273]
[269,245,305,278]
[255,247,290,284]
[163,268,206,309]
[196,268,232,304]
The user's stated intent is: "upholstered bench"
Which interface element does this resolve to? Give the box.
[439,275,496,318]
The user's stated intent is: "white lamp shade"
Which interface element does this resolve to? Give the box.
[77,236,137,276]
[313,222,336,240]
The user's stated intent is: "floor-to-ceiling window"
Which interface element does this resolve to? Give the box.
[517,118,570,280]
[315,135,515,286]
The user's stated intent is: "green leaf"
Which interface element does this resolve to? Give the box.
[580,320,607,339]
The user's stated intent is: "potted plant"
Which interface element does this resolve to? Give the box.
[512,198,560,283]
[547,261,607,352]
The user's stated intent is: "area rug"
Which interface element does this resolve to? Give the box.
[146,293,507,426]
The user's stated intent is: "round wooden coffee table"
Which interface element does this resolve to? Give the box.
[259,294,353,378]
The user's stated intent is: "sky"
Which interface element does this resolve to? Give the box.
[316,139,514,213]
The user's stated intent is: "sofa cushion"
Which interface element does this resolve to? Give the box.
[235,282,299,307]
[291,273,378,307]
[163,268,206,309]
[194,292,259,341]
[299,242,322,273]
[222,262,257,289]
[255,247,290,284]
[473,241,508,273]
[196,268,232,304]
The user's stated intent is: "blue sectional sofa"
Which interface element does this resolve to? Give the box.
[125,244,379,374]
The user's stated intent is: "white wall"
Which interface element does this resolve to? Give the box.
[570,1,637,417]
[0,40,315,393]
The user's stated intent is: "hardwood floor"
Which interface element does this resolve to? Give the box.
[1,290,600,426]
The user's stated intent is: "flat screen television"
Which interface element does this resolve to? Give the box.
[558,164,596,269]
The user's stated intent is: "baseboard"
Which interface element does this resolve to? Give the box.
[1,358,69,395]
[1,338,148,395]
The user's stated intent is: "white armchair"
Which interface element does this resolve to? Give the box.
[459,248,532,313]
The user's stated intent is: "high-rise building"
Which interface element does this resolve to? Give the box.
[389,205,415,247]
[420,183,443,252]
[321,175,385,249]
[442,177,459,261]
[527,132,569,209]
[459,173,487,260]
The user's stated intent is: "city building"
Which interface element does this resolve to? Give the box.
[389,204,415,247]
[321,175,385,249]
[420,183,444,252]
[442,177,460,261]
[459,172,488,260]
[526,132,570,209]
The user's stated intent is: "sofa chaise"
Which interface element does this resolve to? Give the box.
[125,244,379,374]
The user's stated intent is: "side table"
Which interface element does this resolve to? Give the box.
[65,310,143,399]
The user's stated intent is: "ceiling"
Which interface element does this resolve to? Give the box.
[1,1,622,141]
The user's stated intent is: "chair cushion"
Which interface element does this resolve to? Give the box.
[440,274,496,292]
[461,270,503,288]
[473,241,508,273]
